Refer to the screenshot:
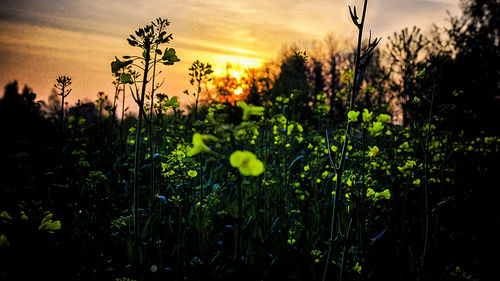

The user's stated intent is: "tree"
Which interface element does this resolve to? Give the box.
[0,82,59,190]
[386,26,428,126]
[272,50,312,121]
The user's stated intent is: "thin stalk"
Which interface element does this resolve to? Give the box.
[229,133,243,259]
[421,78,436,267]
[111,82,119,137]
[339,218,353,281]
[323,1,368,280]
[194,79,201,119]
[198,155,204,254]
[60,86,65,132]
[133,39,151,278]
[176,200,183,281]
[147,33,160,266]
[120,84,126,157]
[237,173,242,258]
[174,159,188,281]
[359,125,366,249]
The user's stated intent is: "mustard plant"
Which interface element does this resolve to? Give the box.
[323,0,380,280]
[54,75,72,131]
[184,60,214,119]
[112,17,180,277]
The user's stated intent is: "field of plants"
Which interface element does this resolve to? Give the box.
[0,1,498,280]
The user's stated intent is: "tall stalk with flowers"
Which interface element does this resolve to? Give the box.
[322,0,380,280]
[111,17,180,277]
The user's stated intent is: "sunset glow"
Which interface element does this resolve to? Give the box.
[0,0,460,107]
[234,87,243,96]
[209,62,254,103]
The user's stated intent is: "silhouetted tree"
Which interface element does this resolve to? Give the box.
[0,81,60,192]
[272,50,312,121]
[387,26,428,126]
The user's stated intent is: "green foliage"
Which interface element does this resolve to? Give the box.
[162,48,180,65]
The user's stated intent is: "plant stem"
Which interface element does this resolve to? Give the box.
[323,1,368,280]
[421,78,436,268]
[120,84,126,157]
[133,38,151,279]
[60,84,65,132]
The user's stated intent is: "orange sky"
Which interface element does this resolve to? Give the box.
[0,0,460,110]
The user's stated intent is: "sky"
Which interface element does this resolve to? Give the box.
[0,0,460,108]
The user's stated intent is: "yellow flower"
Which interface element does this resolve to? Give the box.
[38,213,61,234]
[230,150,264,176]
[399,141,410,151]
[368,146,379,157]
[375,189,391,200]
[398,160,416,172]
[413,179,421,185]
[377,114,391,123]
[353,262,362,274]
[20,211,29,221]
[362,108,373,122]
[187,170,198,178]
[347,110,360,122]
[332,174,337,182]
[186,133,217,157]
[346,178,353,187]
[368,122,384,136]
[0,211,13,223]
[237,101,264,120]
[0,234,9,247]
[366,188,375,197]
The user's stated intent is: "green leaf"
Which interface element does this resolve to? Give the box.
[165,96,179,108]
[127,38,137,47]
[161,34,173,43]
[162,48,180,65]
[120,73,133,84]
[123,60,132,67]
[111,60,121,75]
[111,58,133,75]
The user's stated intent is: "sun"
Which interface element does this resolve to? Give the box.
[234,87,243,96]
[212,55,265,75]
[222,63,246,81]
[210,63,254,103]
